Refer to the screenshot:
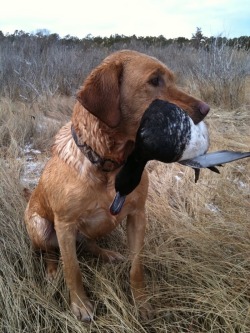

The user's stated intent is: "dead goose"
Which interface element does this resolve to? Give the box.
[110,99,250,215]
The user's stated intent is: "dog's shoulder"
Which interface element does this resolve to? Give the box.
[52,121,72,155]
[52,121,85,172]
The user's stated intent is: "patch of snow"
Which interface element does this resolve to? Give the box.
[227,176,249,191]
[205,203,220,213]
[174,175,182,182]
[23,143,41,155]
[236,180,248,189]
[232,178,249,190]
[174,171,184,181]
[21,143,47,188]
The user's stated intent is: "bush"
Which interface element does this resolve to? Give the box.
[0,33,249,108]
[185,42,250,108]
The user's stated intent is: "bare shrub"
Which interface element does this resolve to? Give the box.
[0,36,109,101]
[184,42,250,109]
[0,35,249,108]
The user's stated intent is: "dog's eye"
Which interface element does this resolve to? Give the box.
[149,76,160,87]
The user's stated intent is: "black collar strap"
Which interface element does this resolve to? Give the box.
[71,125,124,172]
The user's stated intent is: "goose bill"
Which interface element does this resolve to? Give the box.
[110,192,126,215]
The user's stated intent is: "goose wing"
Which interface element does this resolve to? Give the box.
[179,150,250,182]
[179,150,250,169]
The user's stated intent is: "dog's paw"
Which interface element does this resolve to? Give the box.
[86,240,125,263]
[46,261,58,281]
[71,299,94,322]
[138,302,154,321]
[133,294,154,321]
[99,248,125,263]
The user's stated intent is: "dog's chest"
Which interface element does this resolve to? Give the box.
[76,189,133,239]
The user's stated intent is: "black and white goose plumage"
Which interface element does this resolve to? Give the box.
[110,99,250,215]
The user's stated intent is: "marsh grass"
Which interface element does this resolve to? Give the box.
[0,45,250,332]
[0,97,249,332]
[1,37,249,108]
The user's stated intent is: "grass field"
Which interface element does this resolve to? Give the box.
[0,51,250,332]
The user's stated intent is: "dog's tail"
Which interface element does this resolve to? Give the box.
[23,188,32,202]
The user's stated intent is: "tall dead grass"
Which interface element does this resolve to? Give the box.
[185,46,249,109]
[0,47,250,332]
[1,37,249,108]
[1,100,250,332]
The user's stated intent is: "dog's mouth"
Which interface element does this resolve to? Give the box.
[184,101,210,125]
[198,101,210,116]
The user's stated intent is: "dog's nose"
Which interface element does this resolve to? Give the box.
[198,101,210,116]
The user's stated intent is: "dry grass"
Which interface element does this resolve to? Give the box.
[0,93,250,331]
[183,47,250,109]
[1,37,249,108]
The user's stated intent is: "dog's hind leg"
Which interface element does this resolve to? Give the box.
[25,212,59,279]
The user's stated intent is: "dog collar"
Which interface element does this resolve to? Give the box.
[71,125,124,172]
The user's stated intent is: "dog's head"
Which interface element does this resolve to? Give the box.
[76,50,209,132]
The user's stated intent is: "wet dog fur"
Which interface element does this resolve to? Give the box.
[24,50,210,322]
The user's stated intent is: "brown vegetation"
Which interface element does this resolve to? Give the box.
[0,39,249,332]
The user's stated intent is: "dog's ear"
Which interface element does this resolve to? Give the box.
[77,60,123,128]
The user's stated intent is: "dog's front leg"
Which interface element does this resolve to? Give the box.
[127,210,153,320]
[54,219,94,322]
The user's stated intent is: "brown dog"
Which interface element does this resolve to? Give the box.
[24,50,210,322]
